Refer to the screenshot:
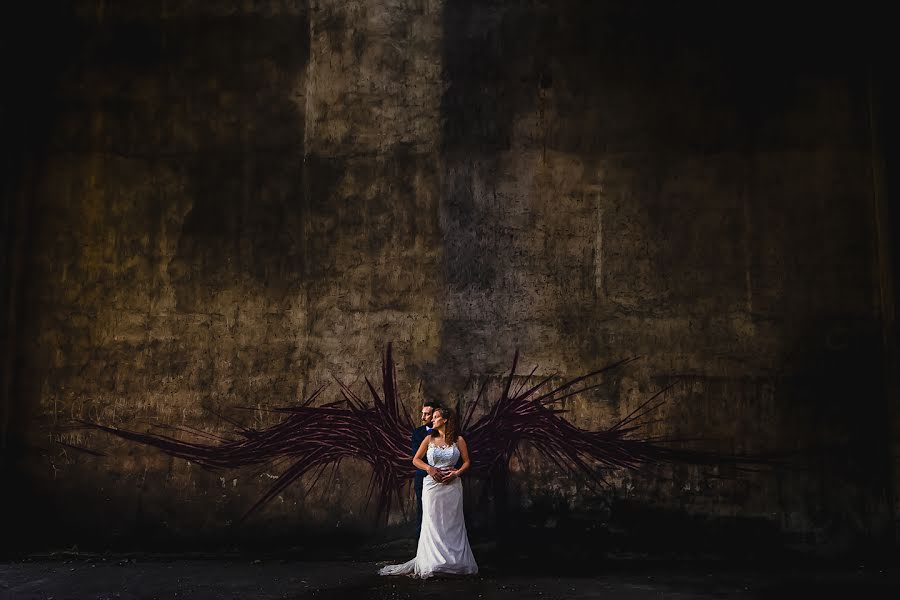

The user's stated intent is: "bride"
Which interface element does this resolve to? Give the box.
[378,406,479,578]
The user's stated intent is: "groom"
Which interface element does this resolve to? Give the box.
[412,401,441,538]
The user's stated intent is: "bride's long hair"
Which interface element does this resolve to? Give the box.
[432,406,458,445]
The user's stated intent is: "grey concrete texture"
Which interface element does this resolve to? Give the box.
[3,0,897,554]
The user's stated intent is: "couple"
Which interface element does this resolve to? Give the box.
[378,403,479,578]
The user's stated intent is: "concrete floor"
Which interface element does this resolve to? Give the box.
[1,555,899,600]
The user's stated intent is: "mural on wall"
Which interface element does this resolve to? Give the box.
[69,344,770,524]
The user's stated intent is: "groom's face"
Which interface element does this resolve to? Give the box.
[421,406,434,427]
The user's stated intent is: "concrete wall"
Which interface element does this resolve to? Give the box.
[3,0,895,555]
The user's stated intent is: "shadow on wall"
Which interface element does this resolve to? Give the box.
[1,0,87,559]
[773,317,893,551]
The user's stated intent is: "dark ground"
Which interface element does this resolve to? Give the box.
[2,541,899,600]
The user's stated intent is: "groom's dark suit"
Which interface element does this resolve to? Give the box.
[411,424,431,538]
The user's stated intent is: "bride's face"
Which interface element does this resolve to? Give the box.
[431,410,446,429]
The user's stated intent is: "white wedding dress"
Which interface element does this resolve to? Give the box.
[378,442,478,578]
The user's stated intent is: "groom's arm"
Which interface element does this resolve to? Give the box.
[413,436,443,481]
[410,428,421,458]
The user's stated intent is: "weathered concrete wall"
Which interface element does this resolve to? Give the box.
[4,0,895,554]
[432,1,893,556]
